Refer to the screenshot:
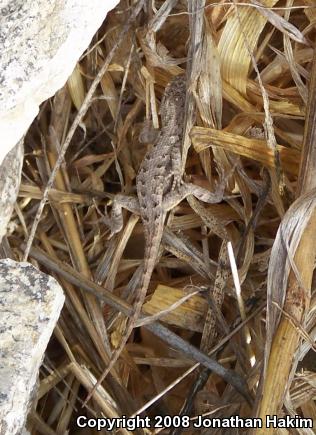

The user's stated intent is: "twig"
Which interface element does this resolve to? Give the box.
[23,0,145,260]
[25,244,252,403]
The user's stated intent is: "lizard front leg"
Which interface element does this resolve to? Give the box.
[103,194,140,237]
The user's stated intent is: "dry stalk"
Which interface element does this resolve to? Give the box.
[256,47,316,430]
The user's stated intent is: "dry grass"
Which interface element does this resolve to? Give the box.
[7,0,316,433]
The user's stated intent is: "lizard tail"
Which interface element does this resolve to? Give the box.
[82,240,160,406]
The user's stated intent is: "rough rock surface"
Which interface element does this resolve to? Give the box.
[0,0,119,166]
[0,259,65,435]
[0,140,24,243]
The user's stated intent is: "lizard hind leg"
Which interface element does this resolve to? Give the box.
[103,194,140,238]
[163,181,225,212]
[163,164,238,211]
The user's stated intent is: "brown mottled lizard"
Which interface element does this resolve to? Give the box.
[84,74,227,404]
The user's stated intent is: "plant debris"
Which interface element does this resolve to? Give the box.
[7,0,316,433]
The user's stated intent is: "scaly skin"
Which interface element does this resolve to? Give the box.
[84,75,227,404]
[84,76,186,404]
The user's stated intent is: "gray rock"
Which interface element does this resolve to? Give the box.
[0,259,65,435]
[0,0,118,165]
[0,140,23,243]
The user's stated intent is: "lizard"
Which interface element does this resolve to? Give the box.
[84,74,229,405]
